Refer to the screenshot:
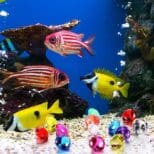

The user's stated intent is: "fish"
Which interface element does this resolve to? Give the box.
[4,99,63,131]
[44,30,94,57]
[0,65,69,90]
[0,0,6,3]
[0,38,18,53]
[35,127,48,144]
[80,69,130,100]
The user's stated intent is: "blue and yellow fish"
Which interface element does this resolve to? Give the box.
[80,69,130,100]
[4,99,63,132]
[0,38,18,53]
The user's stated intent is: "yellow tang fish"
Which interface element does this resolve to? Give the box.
[80,69,130,100]
[4,99,63,132]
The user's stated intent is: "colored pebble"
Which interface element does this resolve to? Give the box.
[88,108,100,116]
[110,134,125,154]
[108,120,120,136]
[85,115,100,129]
[56,123,69,137]
[89,135,105,152]
[115,126,130,143]
[122,108,136,126]
[45,115,57,133]
[35,127,48,144]
[133,119,148,136]
[55,136,71,151]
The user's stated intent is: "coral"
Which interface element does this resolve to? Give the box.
[0,20,88,126]
[110,0,154,116]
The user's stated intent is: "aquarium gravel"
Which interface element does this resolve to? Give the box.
[0,114,153,154]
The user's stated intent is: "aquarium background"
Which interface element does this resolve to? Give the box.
[0,0,126,114]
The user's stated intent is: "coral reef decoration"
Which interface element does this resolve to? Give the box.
[0,20,80,57]
[0,19,89,126]
[110,0,154,116]
[0,20,80,67]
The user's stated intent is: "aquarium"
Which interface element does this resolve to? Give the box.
[0,0,153,153]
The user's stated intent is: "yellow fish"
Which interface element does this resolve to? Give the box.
[0,0,6,3]
[80,69,130,99]
[4,99,63,132]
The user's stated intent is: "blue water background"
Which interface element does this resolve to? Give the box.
[0,0,125,114]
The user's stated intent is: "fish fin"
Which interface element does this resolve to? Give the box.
[48,99,63,114]
[0,69,13,78]
[0,69,15,84]
[77,50,83,57]
[94,68,123,81]
[120,83,130,98]
[84,36,95,56]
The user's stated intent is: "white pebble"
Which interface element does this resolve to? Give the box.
[121,23,130,28]
[120,60,126,67]
[0,10,9,17]
[117,50,126,56]
[117,32,122,36]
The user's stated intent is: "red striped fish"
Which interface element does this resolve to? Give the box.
[44,30,95,57]
[1,65,69,89]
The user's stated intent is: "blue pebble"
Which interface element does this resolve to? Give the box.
[55,136,71,151]
[108,120,120,136]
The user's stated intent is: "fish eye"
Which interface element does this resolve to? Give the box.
[49,37,56,44]
[110,81,115,85]
[58,73,66,81]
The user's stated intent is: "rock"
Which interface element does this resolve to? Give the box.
[110,0,154,116]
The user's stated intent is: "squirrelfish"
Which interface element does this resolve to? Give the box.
[4,99,63,131]
[1,65,69,90]
[44,30,94,57]
[80,69,130,100]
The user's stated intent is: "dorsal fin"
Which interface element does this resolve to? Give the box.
[94,68,122,81]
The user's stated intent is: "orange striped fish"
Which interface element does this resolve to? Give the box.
[1,65,69,90]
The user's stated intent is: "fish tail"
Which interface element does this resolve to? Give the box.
[84,36,95,56]
[48,99,63,114]
[120,83,130,98]
[0,68,13,79]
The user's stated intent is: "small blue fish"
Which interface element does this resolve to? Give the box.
[0,38,18,54]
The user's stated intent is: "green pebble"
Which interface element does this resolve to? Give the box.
[88,108,100,116]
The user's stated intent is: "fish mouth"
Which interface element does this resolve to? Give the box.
[44,41,54,51]
[80,72,97,91]
[80,72,97,83]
